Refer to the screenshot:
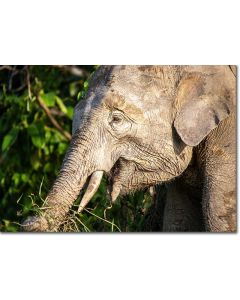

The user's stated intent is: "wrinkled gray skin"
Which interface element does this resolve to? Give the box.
[23,66,236,232]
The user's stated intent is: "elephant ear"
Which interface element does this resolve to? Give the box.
[174,88,233,147]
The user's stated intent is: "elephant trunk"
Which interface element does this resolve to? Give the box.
[23,131,101,232]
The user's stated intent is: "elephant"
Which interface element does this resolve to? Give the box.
[23,65,236,232]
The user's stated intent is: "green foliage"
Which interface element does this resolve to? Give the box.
[2,127,19,152]
[0,66,157,232]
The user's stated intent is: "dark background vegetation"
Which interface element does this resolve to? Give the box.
[0,65,161,232]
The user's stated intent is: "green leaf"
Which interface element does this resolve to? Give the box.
[21,173,28,182]
[43,146,50,156]
[2,127,19,152]
[3,220,17,232]
[50,129,65,143]
[58,142,68,154]
[56,96,68,114]
[45,130,52,142]
[12,173,20,186]
[30,154,41,170]
[40,92,56,107]
[77,91,82,100]
[66,106,74,120]
[69,82,78,97]
[44,162,52,173]
[28,123,45,149]
[83,81,89,90]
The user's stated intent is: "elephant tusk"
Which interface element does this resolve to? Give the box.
[111,184,121,203]
[78,170,104,213]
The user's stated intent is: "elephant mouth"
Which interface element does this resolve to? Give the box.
[78,156,158,213]
[77,159,128,213]
[107,159,124,199]
[107,158,164,201]
[105,158,142,202]
[77,156,165,213]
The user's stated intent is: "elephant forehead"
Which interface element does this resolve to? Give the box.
[75,65,176,119]
[90,65,178,98]
[103,73,174,112]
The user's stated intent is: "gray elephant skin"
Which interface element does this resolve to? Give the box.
[23,66,236,232]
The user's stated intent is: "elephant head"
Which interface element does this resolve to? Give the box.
[23,65,235,231]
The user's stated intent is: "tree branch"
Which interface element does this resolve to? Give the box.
[36,94,72,141]
[26,66,32,100]
[53,65,88,77]
[0,65,15,71]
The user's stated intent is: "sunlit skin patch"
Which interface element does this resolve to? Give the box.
[104,91,144,123]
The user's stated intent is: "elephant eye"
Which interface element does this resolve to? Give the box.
[111,112,124,124]
[112,114,123,123]
[109,110,131,135]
